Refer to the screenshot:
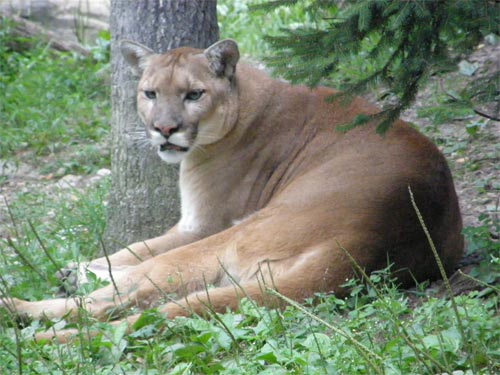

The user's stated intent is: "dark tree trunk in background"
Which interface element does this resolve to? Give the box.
[105,1,219,251]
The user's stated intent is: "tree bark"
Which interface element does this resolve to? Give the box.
[105,1,219,251]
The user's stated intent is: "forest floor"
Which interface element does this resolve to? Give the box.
[402,41,499,231]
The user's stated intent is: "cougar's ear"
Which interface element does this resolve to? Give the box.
[120,40,154,77]
[204,39,240,79]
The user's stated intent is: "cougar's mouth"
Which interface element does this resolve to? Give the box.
[159,142,189,152]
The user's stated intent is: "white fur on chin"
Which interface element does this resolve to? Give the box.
[158,149,186,164]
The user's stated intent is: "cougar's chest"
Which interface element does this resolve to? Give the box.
[177,160,237,235]
[178,149,270,235]
[178,183,200,233]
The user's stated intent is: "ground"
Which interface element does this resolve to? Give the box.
[401,41,499,231]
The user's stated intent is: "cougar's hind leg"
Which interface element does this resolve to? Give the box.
[148,242,355,320]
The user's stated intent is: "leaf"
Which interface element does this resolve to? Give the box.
[257,342,281,363]
[256,350,278,364]
[132,308,162,330]
[214,329,232,350]
[174,343,206,358]
[187,318,212,332]
[113,321,128,344]
[484,33,499,45]
[302,332,332,352]
[458,60,479,76]
[422,327,461,353]
[466,122,480,136]
[167,362,193,375]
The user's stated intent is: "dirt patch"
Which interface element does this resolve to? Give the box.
[402,42,499,230]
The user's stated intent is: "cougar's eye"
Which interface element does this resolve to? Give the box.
[144,90,157,100]
[185,89,204,101]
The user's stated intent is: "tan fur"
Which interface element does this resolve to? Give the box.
[1,40,463,342]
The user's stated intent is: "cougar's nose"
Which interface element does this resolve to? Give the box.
[153,123,179,137]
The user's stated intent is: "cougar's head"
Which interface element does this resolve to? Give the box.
[121,39,240,163]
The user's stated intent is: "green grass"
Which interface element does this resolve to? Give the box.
[0,19,110,166]
[1,3,499,374]
[0,245,498,373]
[0,178,109,299]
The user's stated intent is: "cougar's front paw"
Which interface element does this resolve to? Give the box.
[56,261,117,296]
[55,262,90,296]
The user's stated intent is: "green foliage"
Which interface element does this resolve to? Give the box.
[1,263,499,374]
[259,0,500,132]
[217,0,319,56]
[0,19,110,159]
[0,179,109,300]
[463,213,500,284]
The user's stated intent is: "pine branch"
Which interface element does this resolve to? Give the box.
[260,0,500,132]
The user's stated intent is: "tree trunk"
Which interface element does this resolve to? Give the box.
[105,1,219,251]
